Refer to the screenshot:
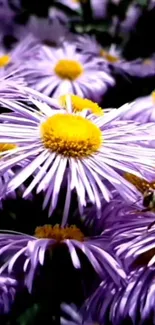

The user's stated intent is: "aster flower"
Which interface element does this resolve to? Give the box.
[0,275,17,315]
[83,172,155,270]
[1,95,155,223]
[0,143,30,208]
[49,6,69,24]
[0,34,40,71]
[118,91,155,123]
[83,266,155,325]
[0,0,18,29]
[56,0,108,19]
[0,224,126,293]
[75,35,155,79]
[120,3,142,35]
[55,0,81,12]
[17,43,115,101]
[83,279,117,325]
[61,303,99,325]
[0,71,28,100]
[118,223,155,271]
[116,56,155,78]
[109,267,155,325]
[75,35,120,64]
[14,16,72,48]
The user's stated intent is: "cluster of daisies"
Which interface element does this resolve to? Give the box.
[0,0,154,324]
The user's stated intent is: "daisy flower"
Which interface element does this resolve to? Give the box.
[17,43,115,101]
[55,0,82,12]
[14,16,72,48]
[0,34,40,71]
[118,91,155,123]
[83,264,155,325]
[61,303,99,325]
[56,0,108,19]
[109,267,155,325]
[86,267,155,325]
[0,143,30,208]
[75,35,120,64]
[1,95,155,223]
[75,35,155,78]
[82,279,119,325]
[0,275,18,315]
[0,223,126,293]
[116,56,155,78]
[120,3,142,35]
[0,71,28,100]
[118,223,155,271]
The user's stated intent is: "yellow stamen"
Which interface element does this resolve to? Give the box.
[124,172,155,193]
[35,224,84,242]
[152,91,155,104]
[100,49,119,63]
[54,59,84,80]
[59,94,103,115]
[0,55,11,68]
[72,0,87,3]
[0,143,17,152]
[143,59,152,65]
[40,113,102,158]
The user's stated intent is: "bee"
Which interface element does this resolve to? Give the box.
[142,189,155,213]
[124,173,155,231]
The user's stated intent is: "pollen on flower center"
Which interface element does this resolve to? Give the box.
[152,91,155,104]
[40,113,102,158]
[100,49,119,63]
[124,172,155,193]
[0,143,17,152]
[54,59,84,80]
[34,224,84,242]
[59,94,103,116]
[0,55,11,68]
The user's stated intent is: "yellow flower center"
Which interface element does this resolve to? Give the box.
[143,59,152,65]
[0,143,17,152]
[124,172,155,193]
[0,55,11,68]
[54,59,84,80]
[100,49,119,63]
[40,113,102,158]
[152,91,155,104]
[72,0,87,3]
[59,94,103,115]
[35,224,84,242]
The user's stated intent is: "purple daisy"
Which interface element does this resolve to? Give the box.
[16,43,115,101]
[0,143,32,208]
[0,225,126,293]
[61,303,99,325]
[75,35,155,78]
[86,267,155,325]
[118,91,155,123]
[0,275,17,315]
[117,223,155,271]
[14,16,72,48]
[0,71,28,100]
[116,56,155,78]
[83,265,155,325]
[1,95,155,223]
[83,279,117,325]
[56,0,108,19]
[75,35,120,64]
[120,3,142,35]
[0,34,40,71]
[55,0,81,11]
[109,267,155,325]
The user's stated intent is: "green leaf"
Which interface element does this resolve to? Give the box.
[17,304,40,325]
